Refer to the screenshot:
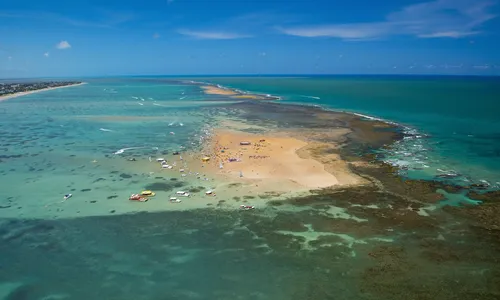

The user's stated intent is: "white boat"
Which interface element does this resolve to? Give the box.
[240,205,255,210]
[156,158,165,162]
[178,192,190,197]
[205,190,213,195]
[170,197,181,203]
[176,191,186,195]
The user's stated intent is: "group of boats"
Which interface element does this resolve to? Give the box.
[128,190,191,203]
[129,190,156,202]
[128,190,255,210]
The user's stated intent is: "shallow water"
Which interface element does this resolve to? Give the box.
[0,79,234,218]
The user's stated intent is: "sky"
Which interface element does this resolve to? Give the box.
[0,0,499,78]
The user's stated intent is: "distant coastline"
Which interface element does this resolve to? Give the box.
[0,82,86,102]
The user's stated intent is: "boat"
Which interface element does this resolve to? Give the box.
[170,197,181,203]
[129,194,148,202]
[178,192,190,197]
[205,190,213,195]
[141,190,156,197]
[240,205,255,210]
[156,158,165,162]
[63,194,72,200]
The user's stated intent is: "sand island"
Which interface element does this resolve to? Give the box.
[201,85,279,100]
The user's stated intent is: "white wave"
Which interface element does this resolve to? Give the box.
[99,128,113,132]
[131,96,139,100]
[113,146,157,155]
[301,95,321,100]
[179,96,186,100]
[114,147,145,155]
[137,102,144,106]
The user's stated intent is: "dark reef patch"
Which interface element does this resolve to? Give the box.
[143,181,185,191]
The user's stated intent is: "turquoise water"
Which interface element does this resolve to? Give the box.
[0,79,240,218]
[1,76,499,299]
[196,76,500,188]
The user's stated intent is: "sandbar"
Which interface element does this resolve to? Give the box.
[201,86,238,96]
[186,127,365,199]
[0,82,86,102]
[201,85,278,100]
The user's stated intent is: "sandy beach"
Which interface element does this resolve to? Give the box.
[0,82,86,102]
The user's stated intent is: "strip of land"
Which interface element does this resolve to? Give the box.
[201,85,279,100]
[0,82,85,102]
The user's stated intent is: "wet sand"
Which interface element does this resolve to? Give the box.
[0,82,86,102]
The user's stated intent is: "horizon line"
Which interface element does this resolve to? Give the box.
[1,73,500,81]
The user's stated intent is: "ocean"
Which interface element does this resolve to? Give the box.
[0,76,499,299]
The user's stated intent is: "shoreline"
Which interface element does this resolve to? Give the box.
[0,82,86,102]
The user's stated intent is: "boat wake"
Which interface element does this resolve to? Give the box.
[114,146,158,155]
[301,95,321,100]
[99,128,114,132]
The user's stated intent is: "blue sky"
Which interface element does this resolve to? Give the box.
[1,0,499,77]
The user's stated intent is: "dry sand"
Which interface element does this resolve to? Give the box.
[201,86,238,96]
[185,128,365,202]
[0,82,86,102]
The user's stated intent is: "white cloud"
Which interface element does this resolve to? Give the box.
[44,52,49,57]
[56,40,71,49]
[153,33,160,39]
[177,29,251,40]
[279,0,497,40]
